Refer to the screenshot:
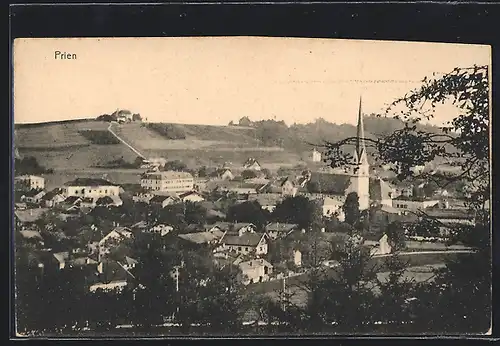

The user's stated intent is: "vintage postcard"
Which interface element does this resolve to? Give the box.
[12,37,492,337]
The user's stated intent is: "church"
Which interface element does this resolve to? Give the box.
[299,97,394,214]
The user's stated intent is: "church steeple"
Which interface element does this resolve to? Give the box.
[355,95,368,164]
[348,95,370,211]
[356,96,366,160]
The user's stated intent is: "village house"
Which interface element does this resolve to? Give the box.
[140,171,194,193]
[238,258,273,285]
[322,196,346,221]
[363,233,393,256]
[15,208,49,230]
[60,196,82,209]
[243,158,262,171]
[88,260,136,293]
[113,109,134,123]
[132,192,155,204]
[98,227,133,261]
[21,189,46,205]
[264,222,301,240]
[80,197,97,209]
[15,202,27,210]
[95,195,123,207]
[292,249,302,267]
[210,168,234,181]
[392,195,440,212]
[52,251,99,271]
[178,230,224,246]
[219,228,268,256]
[179,191,205,203]
[281,177,299,197]
[18,230,45,248]
[311,148,322,163]
[420,208,475,237]
[62,178,121,199]
[143,157,167,169]
[40,188,66,208]
[247,193,283,212]
[15,175,45,191]
[147,224,174,236]
[118,256,138,271]
[150,194,180,208]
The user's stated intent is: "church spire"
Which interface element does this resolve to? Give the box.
[355,95,367,164]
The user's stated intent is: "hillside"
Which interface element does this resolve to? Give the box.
[14,115,446,175]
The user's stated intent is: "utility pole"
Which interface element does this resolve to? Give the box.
[281,276,287,312]
[173,260,184,319]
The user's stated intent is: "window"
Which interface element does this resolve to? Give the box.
[238,247,242,251]
[245,247,249,251]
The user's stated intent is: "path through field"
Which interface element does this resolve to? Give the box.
[107,122,145,159]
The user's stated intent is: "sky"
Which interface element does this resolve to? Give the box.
[13,37,491,126]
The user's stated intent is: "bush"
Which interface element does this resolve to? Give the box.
[14,156,52,175]
[96,114,116,122]
[146,123,186,140]
[79,130,120,145]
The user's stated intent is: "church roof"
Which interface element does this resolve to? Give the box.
[306,172,351,195]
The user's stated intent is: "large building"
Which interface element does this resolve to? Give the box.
[14,175,45,191]
[62,178,120,199]
[140,171,194,193]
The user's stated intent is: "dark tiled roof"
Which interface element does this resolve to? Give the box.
[41,188,64,201]
[280,177,295,187]
[247,193,282,206]
[96,196,114,205]
[178,191,202,199]
[15,208,49,223]
[221,232,264,247]
[423,209,473,220]
[265,223,299,232]
[65,178,117,187]
[23,189,44,198]
[150,195,174,203]
[306,172,351,195]
[394,195,436,202]
[243,158,261,167]
[178,232,219,244]
[64,196,81,205]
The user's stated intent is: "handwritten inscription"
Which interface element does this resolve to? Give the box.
[54,51,77,60]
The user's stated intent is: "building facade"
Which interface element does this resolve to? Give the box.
[312,148,322,163]
[15,175,45,191]
[62,178,120,199]
[140,171,194,193]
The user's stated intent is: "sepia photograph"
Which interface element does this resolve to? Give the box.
[12,37,491,337]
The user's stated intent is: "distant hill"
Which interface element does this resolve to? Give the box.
[14,115,446,172]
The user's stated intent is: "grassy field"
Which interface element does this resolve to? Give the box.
[15,120,309,172]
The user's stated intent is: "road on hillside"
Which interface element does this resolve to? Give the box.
[107,122,145,159]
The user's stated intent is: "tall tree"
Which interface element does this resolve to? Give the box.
[323,65,491,332]
[272,196,320,230]
[343,192,360,227]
